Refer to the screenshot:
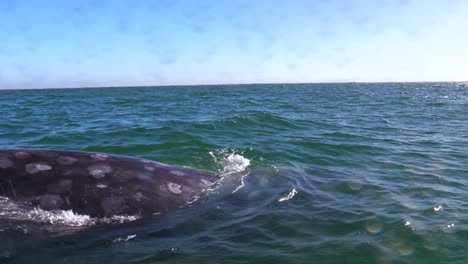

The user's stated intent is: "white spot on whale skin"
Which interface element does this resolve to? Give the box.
[170,170,185,176]
[167,182,182,194]
[0,158,14,169]
[144,165,155,171]
[89,169,105,179]
[96,184,107,189]
[200,179,214,187]
[56,156,78,165]
[88,164,112,179]
[37,164,52,170]
[90,153,108,161]
[26,163,53,174]
[134,192,145,201]
[14,151,31,159]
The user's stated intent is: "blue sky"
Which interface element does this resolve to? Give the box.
[1,0,467,89]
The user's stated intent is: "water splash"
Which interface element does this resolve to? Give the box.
[24,208,94,227]
[221,153,250,175]
[0,196,139,228]
[209,149,251,193]
[209,149,250,176]
[433,205,443,212]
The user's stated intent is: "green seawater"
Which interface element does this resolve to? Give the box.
[0,82,467,263]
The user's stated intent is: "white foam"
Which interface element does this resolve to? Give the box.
[278,188,298,202]
[222,153,250,175]
[0,196,140,228]
[209,149,250,176]
[113,234,137,243]
[25,208,94,227]
[208,150,251,193]
[103,215,141,224]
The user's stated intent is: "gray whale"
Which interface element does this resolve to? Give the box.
[0,149,217,218]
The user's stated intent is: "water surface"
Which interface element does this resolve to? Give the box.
[0,82,467,263]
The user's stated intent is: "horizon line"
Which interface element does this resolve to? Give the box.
[1,80,467,91]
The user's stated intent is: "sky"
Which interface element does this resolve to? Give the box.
[1,0,467,89]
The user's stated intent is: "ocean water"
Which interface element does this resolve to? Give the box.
[0,82,467,263]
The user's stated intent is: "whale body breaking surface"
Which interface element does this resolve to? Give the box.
[0,149,218,221]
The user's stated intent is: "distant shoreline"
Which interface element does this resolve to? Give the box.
[1,81,466,91]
